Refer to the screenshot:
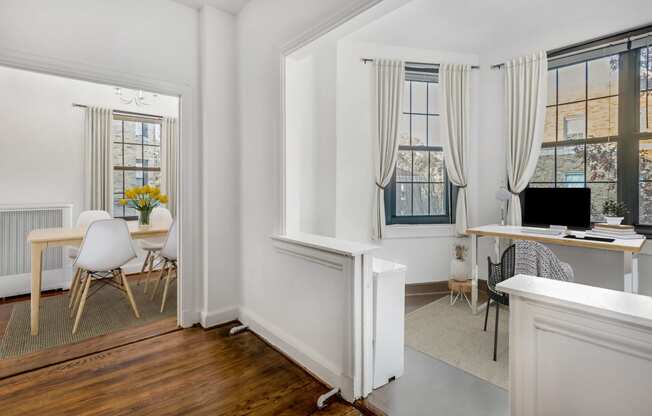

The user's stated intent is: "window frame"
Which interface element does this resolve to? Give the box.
[112,114,162,220]
[385,74,455,226]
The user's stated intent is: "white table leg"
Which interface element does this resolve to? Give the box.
[494,236,500,262]
[471,234,478,314]
[624,252,634,293]
[632,253,639,294]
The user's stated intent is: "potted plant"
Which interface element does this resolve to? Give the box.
[450,243,468,281]
[119,185,169,228]
[602,199,628,225]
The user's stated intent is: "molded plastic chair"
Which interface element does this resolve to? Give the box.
[67,210,111,309]
[149,219,177,312]
[139,207,173,293]
[483,244,515,361]
[70,219,140,333]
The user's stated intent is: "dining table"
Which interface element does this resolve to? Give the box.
[26,221,169,335]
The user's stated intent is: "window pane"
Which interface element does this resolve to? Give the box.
[429,183,445,215]
[588,182,616,222]
[143,123,160,145]
[411,82,427,114]
[411,115,427,146]
[639,139,652,181]
[113,170,124,194]
[427,115,440,146]
[112,143,123,166]
[143,145,160,168]
[396,151,412,182]
[641,47,649,92]
[124,144,142,167]
[403,81,410,113]
[587,142,617,182]
[587,97,618,138]
[398,114,410,146]
[429,151,445,182]
[125,205,140,218]
[544,107,556,142]
[558,62,586,104]
[113,195,124,218]
[413,151,428,182]
[125,170,143,189]
[556,144,584,183]
[427,83,440,115]
[639,182,652,225]
[112,119,123,141]
[588,56,619,99]
[396,183,411,216]
[123,121,143,144]
[641,91,651,133]
[144,171,161,188]
[558,102,585,141]
[413,183,429,215]
[531,147,555,183]
[547,70,557,106]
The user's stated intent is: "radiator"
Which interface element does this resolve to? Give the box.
[0,205,72,278]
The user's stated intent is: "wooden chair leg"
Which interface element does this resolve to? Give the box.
[120,270,140,318]
[144,254,155,294]
[70,272,87,318]
[160,263,175,313]
[68,268,81,308]
[138,251,152,285]
[150,261,168,301]
[493,302,500,361]
[72,274,92,334]
[483,300,491,331]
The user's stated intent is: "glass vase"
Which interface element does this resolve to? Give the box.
[139,208,152,228]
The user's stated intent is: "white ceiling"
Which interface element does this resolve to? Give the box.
[172,0,249,15]
[348,0,652,59]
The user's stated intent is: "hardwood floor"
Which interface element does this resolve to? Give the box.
[0,323,364,415]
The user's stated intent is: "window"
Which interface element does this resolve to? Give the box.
[531,36,652,230]
[385,67,453,225]
[112,116,161,219]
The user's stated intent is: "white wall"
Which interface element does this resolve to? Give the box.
[0,66,178,221]
[0,0,239,326]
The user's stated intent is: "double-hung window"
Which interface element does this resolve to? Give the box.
[111,115,162,219]
[385,64,453,225]
[529,34,652,230]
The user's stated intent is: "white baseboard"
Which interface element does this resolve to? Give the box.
[200,305,239,328]
[238,306,351,400]
[0,267,74,297]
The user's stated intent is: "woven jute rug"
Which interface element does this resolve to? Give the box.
[0,281,176,359]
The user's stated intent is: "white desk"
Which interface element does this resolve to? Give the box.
[466,224,646,314]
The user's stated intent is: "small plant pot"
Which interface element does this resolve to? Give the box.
[604,216,624,225]
[450,259,468,281]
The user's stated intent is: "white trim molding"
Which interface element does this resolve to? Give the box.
[382,224,456,240]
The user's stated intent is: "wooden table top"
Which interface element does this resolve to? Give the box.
[27,221,169,244]
[466,224,646,253]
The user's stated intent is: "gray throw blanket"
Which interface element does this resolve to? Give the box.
[515,240,574,282]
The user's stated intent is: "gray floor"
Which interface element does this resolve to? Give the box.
[366,347,509,416]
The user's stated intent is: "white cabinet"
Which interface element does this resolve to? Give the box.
[372,258,406,389]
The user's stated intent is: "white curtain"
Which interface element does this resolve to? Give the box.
[440,64,472,235]
[161,117,178,218]
[505,51,548,225]
[372,59,404,240]
[83,107,113,212]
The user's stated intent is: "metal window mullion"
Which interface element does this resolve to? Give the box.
[555,68,559,187]
[121,119,125,218]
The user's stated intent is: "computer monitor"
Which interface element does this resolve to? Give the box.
[521,187,591,230]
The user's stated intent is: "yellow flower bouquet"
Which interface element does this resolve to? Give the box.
[119,186,169,227]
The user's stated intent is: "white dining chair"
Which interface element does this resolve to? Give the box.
[70,219,140,333]
[139,206,173,293]
[67,210,111,309]
[149,219,177,313]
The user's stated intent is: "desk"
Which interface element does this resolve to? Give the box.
[466,224,646,314]
[26,222,169,335]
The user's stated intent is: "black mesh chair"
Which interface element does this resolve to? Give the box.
[483,244,515,361]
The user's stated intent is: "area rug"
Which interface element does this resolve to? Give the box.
[405,296,509,389]
[0,282,176,359]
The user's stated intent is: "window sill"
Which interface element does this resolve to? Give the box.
[383,224,456,240]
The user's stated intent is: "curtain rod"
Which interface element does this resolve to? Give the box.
[72,103,164,120]
[491,22,652,69]
[361,58,480,69]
